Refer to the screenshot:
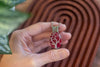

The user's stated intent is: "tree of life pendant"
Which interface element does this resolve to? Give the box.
[50,22,62,49]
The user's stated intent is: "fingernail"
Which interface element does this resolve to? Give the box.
[67,33,72,39]
[66,49,70,56]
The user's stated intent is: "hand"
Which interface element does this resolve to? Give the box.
[0,22,71,67]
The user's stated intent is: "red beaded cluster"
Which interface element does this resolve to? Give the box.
[50,32,61,48]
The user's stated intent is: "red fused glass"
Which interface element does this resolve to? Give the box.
[50,32,61,48]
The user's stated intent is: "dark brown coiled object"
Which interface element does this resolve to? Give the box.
[19,0,100,67]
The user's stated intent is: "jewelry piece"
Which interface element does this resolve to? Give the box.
[50,22,62,49]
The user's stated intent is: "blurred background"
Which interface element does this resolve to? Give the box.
[0,0,100,67]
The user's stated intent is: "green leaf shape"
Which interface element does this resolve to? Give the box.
[0,1,9,7]
[0,0,26,7]
[0,8,29,35]
[0,35,12,54]
[0,2,29,54]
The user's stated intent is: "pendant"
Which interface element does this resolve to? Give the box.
[50,22,62,49]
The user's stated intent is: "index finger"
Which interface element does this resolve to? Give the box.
[23,22,66,36]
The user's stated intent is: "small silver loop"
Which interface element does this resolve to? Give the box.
[51,22,61,32]
[51,22,53,28]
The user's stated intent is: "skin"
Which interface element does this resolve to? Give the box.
[0,22,71,67]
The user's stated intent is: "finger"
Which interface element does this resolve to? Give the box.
[23,22,66,36]
[32,32,50,42]
[61,32,71,41]
[33,38,69,53]
[35,48,70,66]
[34,40,69,53]
[32,32,71,48]
[34,42,50,53]
[33,32,71,42]
[27,39,48,53]
[61,40,68,45]
[33,39,49,47]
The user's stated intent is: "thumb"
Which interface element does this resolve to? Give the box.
[34,48,70,66]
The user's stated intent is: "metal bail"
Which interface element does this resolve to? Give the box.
[51,22,60,33]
